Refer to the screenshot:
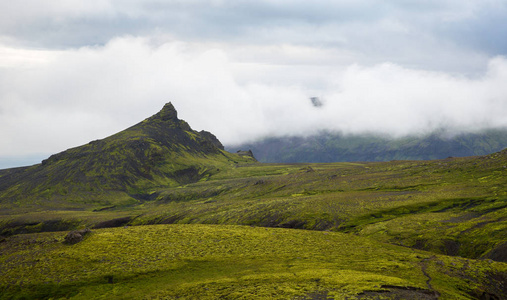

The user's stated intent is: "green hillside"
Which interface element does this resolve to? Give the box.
[0,102,256,211]
[1,104,506,299]
[228,130,507,163]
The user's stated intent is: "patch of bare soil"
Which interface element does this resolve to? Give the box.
[356,285,439,300]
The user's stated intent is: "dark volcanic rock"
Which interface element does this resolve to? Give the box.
[200,130,225,150]
[158,102,178,121]
[236,150,256,160]
[357,285,439,300]
[64,228,91,245]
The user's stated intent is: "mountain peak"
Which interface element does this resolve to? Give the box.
[142,101,191,131]
[158,102,178,121]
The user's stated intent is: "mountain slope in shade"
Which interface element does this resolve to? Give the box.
[0,102,256,209]
[228,129,507,163]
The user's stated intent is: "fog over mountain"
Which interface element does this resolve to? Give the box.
[1,1,507,168]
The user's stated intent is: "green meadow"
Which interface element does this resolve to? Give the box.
[2,224,506,299]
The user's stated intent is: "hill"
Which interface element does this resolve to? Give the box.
[0,102,256,211]
[227,129,507,163]
[1,104,506,299]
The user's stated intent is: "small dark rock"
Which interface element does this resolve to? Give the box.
[310,97,323,107]
[63,228,91,245]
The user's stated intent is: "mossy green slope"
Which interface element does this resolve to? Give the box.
[118,149,505,262]
[0,103,256,210]
[1,224,506,299]
[1,149,506,263]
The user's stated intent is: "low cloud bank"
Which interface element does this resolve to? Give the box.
[1,37,506,159]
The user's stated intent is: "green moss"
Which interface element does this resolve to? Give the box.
[2,224,505,299]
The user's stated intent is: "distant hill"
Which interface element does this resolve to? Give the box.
[0,102,255,210]
[227,129,507,163]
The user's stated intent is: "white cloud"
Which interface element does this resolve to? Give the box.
[317,59,507,136]
[1,36,506,163]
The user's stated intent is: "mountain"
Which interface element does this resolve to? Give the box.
[0,102,256,210]
[227,129,507,163]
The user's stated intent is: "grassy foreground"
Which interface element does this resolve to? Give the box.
[1,224,506,299]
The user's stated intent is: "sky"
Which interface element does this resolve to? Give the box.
[1,0,507,168]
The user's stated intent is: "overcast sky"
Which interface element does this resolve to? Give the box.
[1,0,507,168]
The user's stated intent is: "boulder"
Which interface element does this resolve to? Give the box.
[63,228,91,245]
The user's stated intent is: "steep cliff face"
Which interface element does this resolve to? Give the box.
[0,102,255,207]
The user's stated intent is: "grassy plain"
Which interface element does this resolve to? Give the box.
[2,224,506,299]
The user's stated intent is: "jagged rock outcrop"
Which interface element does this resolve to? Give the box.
[158,102,179,121]
[199,130,225,151]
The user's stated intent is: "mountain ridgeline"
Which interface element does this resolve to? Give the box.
[228,129,507,163]
[0,102,255,209]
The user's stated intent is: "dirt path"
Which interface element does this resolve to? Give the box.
[419,256,441,298]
